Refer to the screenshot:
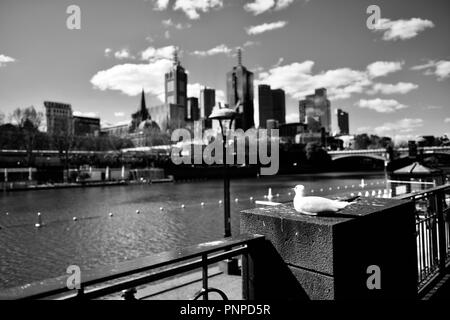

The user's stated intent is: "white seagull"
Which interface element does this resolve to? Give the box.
[293,185,355,216]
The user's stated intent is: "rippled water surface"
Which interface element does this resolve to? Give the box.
[0,172,384,288]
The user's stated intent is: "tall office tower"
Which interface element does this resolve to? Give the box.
[226,48,254,130]
[44,101,73,136]
[298,88,331,133]
[336,108,349,135]
[165,49,188,108]
[271,88,286,124]
[258,85,273,128]
[199,87,215,119]
[186,97,200,121]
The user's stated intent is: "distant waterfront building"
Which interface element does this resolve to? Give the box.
[165,49,187,108]
[258,84,285,128]
[101,124,130,138]
[44,101,73,136]
[279,122,307,144]
[150,103,185,133]
[336,109,349,135]
[186,97,200,121]
[73,116,100,136]
[299,88,331,134]
[226,48,254,131]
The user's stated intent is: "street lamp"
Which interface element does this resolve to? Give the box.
[209,102,238,239]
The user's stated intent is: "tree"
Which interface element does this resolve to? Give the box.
[8,106,44,165]
[0,111,4,125]
[305,142,331,169]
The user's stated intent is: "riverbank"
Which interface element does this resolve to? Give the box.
[1,178,174,192]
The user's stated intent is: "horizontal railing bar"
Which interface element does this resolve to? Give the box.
[395,184,450,200]
[62,246,248,300]
[0,234,263,300]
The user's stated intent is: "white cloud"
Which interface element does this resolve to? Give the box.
[104,48,112,57]
[374,118,423,136]
[114,49,134,60]
[164,30,171,39]
[367,61,403,78]
[243,40,259,47]
[445,118,450,123]
[141,45,177,61]
[91,50,173,98]
[244,0,275,15]
[369,82,418,95]
[412,60,450,80]
[191,44,232,57]
[372,17,434,41]
[285,113,299,123]
[246,21,287,35]
[427,105,442,110]
[173,0,223,20]
[259,60,371,100]
[244,0,295,15]
[73,111,99,118]
[152,0,170,11]
[356,98,408,113]
[0,54,15,67]
[114,112,125,117]
[162,19,191,30]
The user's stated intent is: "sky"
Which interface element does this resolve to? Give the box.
[0,0,449,142]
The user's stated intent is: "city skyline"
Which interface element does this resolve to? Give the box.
[0,0,449,142]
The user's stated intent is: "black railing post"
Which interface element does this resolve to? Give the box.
[202,254,208,301]
[435,191,446,273]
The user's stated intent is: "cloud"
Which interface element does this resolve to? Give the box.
[162,19,191,30]
[191,44,232,57]
[356,98,408,113]
[152,0,170,11]
[368,82,418,95]
[243,40,259,47]
[73,111,99,118]
[258,60,371,100]
[104,48,112,57]
[91,46,174,98]
[114,49,134,60]
[412,60,450,80]
[285,112,299,123]
[173,0,223,20]
[114,112,125,117]
[140,45,177,61]
[244,0,295,15]
[164,30,171,39]
[372,17,434,41]
[246,21,288,35]
[0,54,15,67]
[427,105,442,110]
[367,61,403,78]
[373,118,423,136]
[445,118,450,123]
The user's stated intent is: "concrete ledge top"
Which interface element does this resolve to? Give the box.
[241,197,411,226]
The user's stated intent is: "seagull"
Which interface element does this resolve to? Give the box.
[292,185,357,216]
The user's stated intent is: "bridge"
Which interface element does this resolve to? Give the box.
[328,146,450,161]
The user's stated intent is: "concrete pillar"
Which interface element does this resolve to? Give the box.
[29,167,32,181]
[240,198,417,300]
[4,168,7,183]
[121,166,125,179]
[105,166,110,180]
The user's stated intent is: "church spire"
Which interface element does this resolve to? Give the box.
[140,88,150,120]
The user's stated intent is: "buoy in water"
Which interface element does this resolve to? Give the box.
[136,210,140,214]
[181,204,185,209]
[201,202,205,206]
[218,200,222,204]
[249,197,253,201]
[160,207,164,211]
[73,217,78,221]
[235,198,239,202]
[35,212,42,228]
[109,212,113,217]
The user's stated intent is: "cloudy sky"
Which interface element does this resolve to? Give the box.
[0,0,449,141]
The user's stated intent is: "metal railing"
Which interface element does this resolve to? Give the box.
[0,234,265,300]
[396,184,450,295]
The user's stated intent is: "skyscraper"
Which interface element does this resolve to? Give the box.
[298,88,331,133]
[226,48,254,130]
[258,85,286,128]
[199,87,215,119]
[165,49,188,108]
[336,108,349,135]
[186,97,200,121]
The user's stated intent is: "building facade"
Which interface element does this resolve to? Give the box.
[226,49,254,131]
[336,108,349,135]
[298,88,331,134]
[73,116,100,136]
[44,101,73,136]
[186,97,200,121]
[165,50,188,108]
[258,84,286,128]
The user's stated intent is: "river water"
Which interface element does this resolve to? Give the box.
[0,172,385,289]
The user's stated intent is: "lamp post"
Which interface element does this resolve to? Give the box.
[209,104,237,239]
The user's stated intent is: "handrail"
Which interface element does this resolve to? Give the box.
[0,234,265,300]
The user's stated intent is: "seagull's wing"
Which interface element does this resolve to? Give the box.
[298,196,347,213]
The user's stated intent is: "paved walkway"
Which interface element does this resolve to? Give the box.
[101,266,242,300]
